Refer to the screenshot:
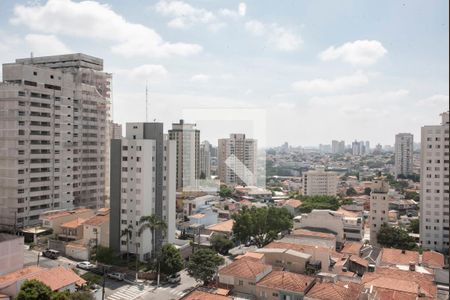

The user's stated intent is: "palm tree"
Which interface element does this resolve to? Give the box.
[138,215,167,259]
[121,224,133,264]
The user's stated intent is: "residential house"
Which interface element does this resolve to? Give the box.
[59,218,85,241]
[255,248,311,274]
[82,208,110,248]
[40,208,94,236]
[422,251,445,269]
[281,199,303,216]
[256,271,315,300]
[203,219,234,239]
[181,289,232,300]
[380,248,420,267]
[305,280,365,300]
[284,229,337,250]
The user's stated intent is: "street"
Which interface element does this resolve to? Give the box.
[24,248,79,270]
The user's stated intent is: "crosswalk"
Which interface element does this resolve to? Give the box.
[107,284,150,300]
[107,285,189,300]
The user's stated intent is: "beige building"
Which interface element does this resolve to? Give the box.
[82,208,110,248]
[199,140,211,179]
[0,234,24,276]
[218,134,257,186]
[0,54,110,230]
[420,111,450,253]
[394,133,414,177]
[369,178,390,245]
[40,208,94,235]
[168,120,200,190]
[302,169,337,196]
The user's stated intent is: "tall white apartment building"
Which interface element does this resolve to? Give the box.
[218,134,257,186]
[420,112,449,253]
[0,54,110,230]
[302,169,337,196]
[199,140,211,179]
[394,133,414,177]
[168,120,200,190]
[332,140,345,154]
[109,123,176,261]
[352,140,366,156]
[369,178,390,245]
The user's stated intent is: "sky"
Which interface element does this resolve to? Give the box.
[0,0,448,147]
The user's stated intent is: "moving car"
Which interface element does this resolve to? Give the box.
[167,273,181,284]
[42,249,60,259]
[107,272,125,281]
[76,261,96,270]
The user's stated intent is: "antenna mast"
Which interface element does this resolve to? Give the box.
[145,82,148,122]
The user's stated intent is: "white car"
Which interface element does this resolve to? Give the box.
[107,272,125,281]
[76,261,96,270]
[167,273,181,284]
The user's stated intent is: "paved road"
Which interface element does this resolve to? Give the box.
[23,248,79,270]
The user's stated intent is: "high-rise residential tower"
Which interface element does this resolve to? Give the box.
[369,178,391,246]
[218,134,257,186]
[0,54,110,230]
[109,123,176,260]
[199,141,211,179]
[420,112,449,253]
[168,120,200,190]
[394,133,414,177]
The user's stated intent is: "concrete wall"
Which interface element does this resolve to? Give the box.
[0,235,24,275]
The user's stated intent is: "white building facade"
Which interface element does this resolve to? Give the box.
[369,178,391,245]
[0,54,110,230]
[394,133,414,177]
[199,140,211,179]
[420,112,449,253]
[302,169,337,196]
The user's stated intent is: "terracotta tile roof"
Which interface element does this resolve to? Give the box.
[27,266,86,290]
[83,214,109,226]
[206,220,234,234]
[372,287,417,300]
[60,217,86,229]
[291,229,335,240]
[265,241,330,256]
[306,281,363,300]
[256,271,314,293]
[182,290,231,300]
[236,252,265,260]
[422,251,445,268]
[341,242,363,255]
[362,266,436,299]
[0,266,85,291]
[219,257,271,280]
[283,199,302,208]
[381,248,419,266]
[349,255,368,267]
[336,207,360,218]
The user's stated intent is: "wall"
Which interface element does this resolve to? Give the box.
[0,235,24,275]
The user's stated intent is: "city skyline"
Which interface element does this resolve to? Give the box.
[0,0,448,146]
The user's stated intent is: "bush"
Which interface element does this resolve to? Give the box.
[92,246,115,264]
[210,235,234,254]
[81,272,102,285]
[298,196,340,213]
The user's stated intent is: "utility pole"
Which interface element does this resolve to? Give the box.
[135,243,139,282]
[101,266,106,300]
[36,252,40,266]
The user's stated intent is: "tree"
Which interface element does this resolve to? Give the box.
[93,246,114,264]
[51,292,70,300]
[159,244,184,276]
[232,206,293,248]
[376,224,416,250]
[121,224,134,263]
[405,191,420,202]
[187,249,224,285]
[346,187,357,196]
[364,187,372,196]
[408,219,420,234]
[68,291,94,300]
[219,185,233,198]
[16,280,52,300]
[298,196,340,213]
[210,234,234,254]
[139,215,167,259]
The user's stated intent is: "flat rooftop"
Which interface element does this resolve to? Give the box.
[15,53,103,71]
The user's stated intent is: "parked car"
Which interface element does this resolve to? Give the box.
[167,273,181,284]
[42,249,60,259]
[107,272,125,281]
[76,261,96,270]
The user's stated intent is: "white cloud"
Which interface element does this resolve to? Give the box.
[245,20,302,52]
[384,89,409,98]
[190,74,210,83]
[292,72,369,94]
[25,34,71,55]
[155,0,216,29]
[11,0,202,58]
[238,3,247,16]
[115,65,169,82]
[417,94,449,107]
[319,40,387,66]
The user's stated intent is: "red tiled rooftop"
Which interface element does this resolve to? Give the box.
[257,271,314,293]
[341,242,363,255]
[207,220,234,234]
[182,290,231,300]
[349,255,369,267]
[291,229,335,240]
[306,281,363,300]
[422,251,445,268]
[381,248,419,266]
[282,199,302,208]
[83,214,109,226]
[41,208,92,221]
[60,217,86,229]
[27,266,86,290]
[219,257,271,279]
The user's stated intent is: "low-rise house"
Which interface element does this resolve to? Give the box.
[305,280,364,300]
[183,195,219,216]
[380,248,419,267]
[59,218,85,241]
[256,271,315,300]
[255,248,311,274]
[188,206,218,228]
[389,199,418,216]
[235,186,272,202]
[281,199,303,216]
[362,266,437,299]
[422,251,445,269]
[40,208,94,235]
[0,234,24,276]
[359,245,382,268]
[203,219,234,239]
[82,208,110,248]
[0,266,85,298]
[218,257,272,296]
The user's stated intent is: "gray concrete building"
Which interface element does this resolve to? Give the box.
[0,54,110,230]
[394,133,414,177]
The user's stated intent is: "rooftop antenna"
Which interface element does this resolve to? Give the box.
[30,52,34,63]
[145,81,148,122]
